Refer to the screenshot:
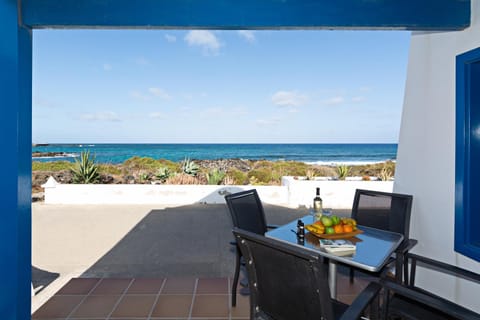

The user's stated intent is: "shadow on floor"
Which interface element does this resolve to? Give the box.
[32,265,60,294]
[79,201,307,278]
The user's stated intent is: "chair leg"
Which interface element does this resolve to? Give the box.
[232,246,241,307]
[349,267,354,283]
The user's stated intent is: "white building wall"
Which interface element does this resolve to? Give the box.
[394,0,480,311]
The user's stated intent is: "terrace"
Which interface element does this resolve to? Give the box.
[2,0,480,318]
[31,203,371,319]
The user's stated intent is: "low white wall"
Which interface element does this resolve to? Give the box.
[42,176,393,208]
[282,177,394,209]
[43,181,288,206]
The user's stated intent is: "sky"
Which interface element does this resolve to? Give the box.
[32,30,410,144]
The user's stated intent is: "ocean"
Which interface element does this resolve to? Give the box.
[32,143,397,165]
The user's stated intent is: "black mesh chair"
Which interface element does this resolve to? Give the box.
[233,227,382,320]
[381,253,480,320]
[225,189,276,306]
[350,189,415,283]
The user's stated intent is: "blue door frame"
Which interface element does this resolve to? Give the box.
[0,0,470,318]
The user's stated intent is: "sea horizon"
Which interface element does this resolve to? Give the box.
[32,143,397,166]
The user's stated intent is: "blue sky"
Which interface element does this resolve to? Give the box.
[32,30,410,143]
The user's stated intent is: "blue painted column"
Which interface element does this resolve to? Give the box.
[0,1,32,319]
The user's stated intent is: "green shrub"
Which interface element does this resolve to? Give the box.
[122,157,179,172]
[71,150,100,184]
[247,168,273,184]
[98,164,122,175]
[227,168,248,185]
[32,161,72,171]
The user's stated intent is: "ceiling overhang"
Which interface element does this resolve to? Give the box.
[21,0,470,31]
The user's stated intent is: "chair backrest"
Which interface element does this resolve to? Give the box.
[351,189,413,238]
[232,227,334,320]
[225,189,268,235]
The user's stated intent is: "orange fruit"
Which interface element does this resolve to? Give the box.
[334,225,344,233]
[343,225,353,233]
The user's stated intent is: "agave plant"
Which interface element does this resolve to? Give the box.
[181,157,199,176]
[71,150,100,184]
[155,167,172,182]
[336,164,350,180]
[206,169,226,185]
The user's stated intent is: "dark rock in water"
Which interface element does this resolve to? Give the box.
[32,151,70,158]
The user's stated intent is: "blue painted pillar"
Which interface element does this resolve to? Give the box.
[0,1,32,319]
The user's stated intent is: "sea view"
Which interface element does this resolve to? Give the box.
[32,143,397,165]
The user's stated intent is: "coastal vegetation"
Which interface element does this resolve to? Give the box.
[32,154,396,192]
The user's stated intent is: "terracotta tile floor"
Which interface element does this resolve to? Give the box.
[32,274,370,319]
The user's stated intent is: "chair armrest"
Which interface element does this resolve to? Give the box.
[381,279,480,320]
[407,253,480,283]
[395,239,418,255]
[338,282,382,320]
[267,224,279,229]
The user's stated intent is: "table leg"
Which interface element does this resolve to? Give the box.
[328,260,337,298]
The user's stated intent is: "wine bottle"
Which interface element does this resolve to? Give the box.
[313,187,323,214]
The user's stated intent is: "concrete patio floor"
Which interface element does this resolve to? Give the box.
[31,202,354,314]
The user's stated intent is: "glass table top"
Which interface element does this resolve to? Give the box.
[266,215,404,272]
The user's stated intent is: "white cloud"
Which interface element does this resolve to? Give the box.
[103,63,112,71]
[256,118,280,126]
[149,112,165,119]
[129,90,150,101]
[205,107,224,114]
[271,91,307,107]
[351,96,366,103]
[238,30,255,43]
[184,30,221,55]
[148,87,171,100]
[80,111,121,122]
[359,86,372,92]
[135,57,150,66]
[165,34,177,42]
[323,96,345,106]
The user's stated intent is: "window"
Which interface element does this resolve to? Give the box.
[455,47,480,261]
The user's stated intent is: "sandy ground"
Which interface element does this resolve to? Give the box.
[31,202,310,312]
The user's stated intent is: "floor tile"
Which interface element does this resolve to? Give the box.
[56,278,100,295]
[69,294,120,318]
[110,294,157,318]
[161,277,196,294]
[191,294,229,318]
[230,293,250,318]
[126,278,164,294]
[196,278,229,294]
[90,278,132,295]
[32,295,84,319]
[150,294,193,318]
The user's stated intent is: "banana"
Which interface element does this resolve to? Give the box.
[340,218,358,230]
[306,224,325,234]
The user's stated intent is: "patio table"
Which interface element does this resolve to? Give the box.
[266,215,404,298]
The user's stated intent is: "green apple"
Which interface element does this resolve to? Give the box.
[331,215,340,226]
[321,216,333,227]
[325,227,335,234]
